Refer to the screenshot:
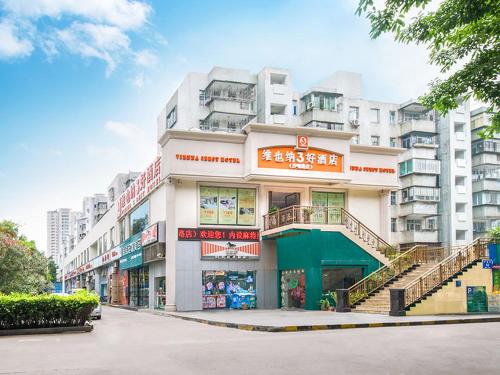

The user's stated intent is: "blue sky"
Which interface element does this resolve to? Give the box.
[0,0,442,251]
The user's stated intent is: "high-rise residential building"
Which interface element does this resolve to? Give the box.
[46,208,76,271]
[157,66,472,249]
[471,107,500,238]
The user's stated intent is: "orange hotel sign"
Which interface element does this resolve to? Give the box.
[258,145,343,172]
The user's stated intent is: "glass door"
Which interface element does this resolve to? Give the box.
[129,270,139,307]
[281,270,305,309]
[311,191,345,224]
[138,266,149,307]
[268,191,300,210]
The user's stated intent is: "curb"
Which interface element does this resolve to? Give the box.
[107,304,139,312]
[0,325,93,336]
[165,314,500,332]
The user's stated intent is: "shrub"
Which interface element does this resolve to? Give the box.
[0,290,99,330]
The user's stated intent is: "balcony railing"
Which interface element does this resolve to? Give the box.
[263,206,396,258]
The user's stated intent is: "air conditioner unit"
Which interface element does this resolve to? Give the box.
[306,102,314,110]
[349,119,360,127]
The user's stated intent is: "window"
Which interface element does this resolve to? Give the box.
[371,135,380,146]
[348,106,359,121]
[399,159,440,176]
[406,219,422,231]
[270,104,286,115]
[391,218,397,232]
[456,230,466,241]
[352,135,360,144]
[129,200,150,236]
[292,100,298,116]
[390,191,397,205]
[370,108,380,123]
[103,232,108,252]
[270,73,287,85]
[302,93,337,111]
[119,219,125,243]
[322,268,363,293]
[166,106,177,128]
[200,186,256,226]
[401,186,440,203]
[389,111,396,125]
[390,137,397,147]
[110,227,115,248]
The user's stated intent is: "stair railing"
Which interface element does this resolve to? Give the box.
[340,208,397,258]
[346,244,440,307]
[403,238,489,308]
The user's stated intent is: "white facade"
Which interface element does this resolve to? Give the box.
[46,208,79,275]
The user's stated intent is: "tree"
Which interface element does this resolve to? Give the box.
[47,257,58,283]
[356,0,500,138]
[0,220,52,294]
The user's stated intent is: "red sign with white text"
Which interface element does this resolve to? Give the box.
[117,156,162,219]
[178,228,260,242]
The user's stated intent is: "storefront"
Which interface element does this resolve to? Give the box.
[163,124,401,311]
[141,221,167,309]
[119,232,149,308]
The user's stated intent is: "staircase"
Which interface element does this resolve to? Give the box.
[337,245,448,314]
[262,206,397,260]
[352,262,437,314]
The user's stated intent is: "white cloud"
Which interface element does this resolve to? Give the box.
[85,144,121,159]
[0,19,33,59]
[130,72,146,87]
[0,0,151,30]
[0,0,159,75]
[56,22,130,76]
[134,49,157,67]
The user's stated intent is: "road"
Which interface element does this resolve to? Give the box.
[0,306,498,375]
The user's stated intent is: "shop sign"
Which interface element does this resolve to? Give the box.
[119,248,143,270]
[178,228,260,242]
[258,146,343,173]
[350,165,396,174]
[142,223,159,246]
[296,135,309,151]
[117,156,162,219]
[64,270,77,280]
[201,241,260,259]
[119,233,143,270]
[175,154,241,164]
[100,247,121,265]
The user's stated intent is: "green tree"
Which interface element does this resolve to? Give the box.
[356,0,499,138]
[0,220,51,294]
[47,257,58,283]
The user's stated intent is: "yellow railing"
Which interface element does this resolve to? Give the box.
[347,245,448,306]
[404,239,489,307]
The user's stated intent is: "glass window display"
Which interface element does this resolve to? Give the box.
[202,271,256,309]
[155,277,166,309]
[281,269,305,309]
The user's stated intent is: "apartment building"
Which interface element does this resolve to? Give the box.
[471,107,500,238]
[46,208,78,271]
[156,66,471,249]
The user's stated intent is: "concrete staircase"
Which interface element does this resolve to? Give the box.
[352,263,437,314]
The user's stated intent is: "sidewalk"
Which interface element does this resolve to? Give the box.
[158,309,500,332]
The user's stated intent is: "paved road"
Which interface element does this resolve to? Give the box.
[0,306,498,375]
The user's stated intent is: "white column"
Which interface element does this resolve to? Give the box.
[164,180,177,311]
[379,190,391,242]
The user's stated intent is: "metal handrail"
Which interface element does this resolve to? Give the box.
[346,244,449,307]
[262,205,397,258]
[403,238,489,307]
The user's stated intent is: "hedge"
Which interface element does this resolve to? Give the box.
[0,290,99,330]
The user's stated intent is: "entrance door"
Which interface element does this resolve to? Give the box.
[311,192,345,224]
[281,270,305,309]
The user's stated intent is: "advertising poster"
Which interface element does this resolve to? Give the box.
[237,189,256,225]
[327,193,344,224]
[218,188,237,225]
[200,186,219,224]
[466,286,488,313]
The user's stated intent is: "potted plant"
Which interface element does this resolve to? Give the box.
[319,298,330,311]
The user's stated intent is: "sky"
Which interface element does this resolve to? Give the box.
[0,0,450,251]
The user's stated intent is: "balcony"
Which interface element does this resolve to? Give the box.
[473,205,499,218]
[301,108,343,126]
[399,202,438,217]
[304,121,344,132]
[473,179,499,192]
[400,230,438,243]
[200,112,254,133]
[400,119,436,135]
[202,80,255,105]
[208,99,255,117]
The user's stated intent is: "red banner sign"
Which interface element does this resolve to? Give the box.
[141,223,158,246]
[117,156,162,219]
[178,228,260,241]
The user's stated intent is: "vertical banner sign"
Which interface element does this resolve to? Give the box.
[237,188,256,226]
[218,188,237,225]
[200,186,219,224]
